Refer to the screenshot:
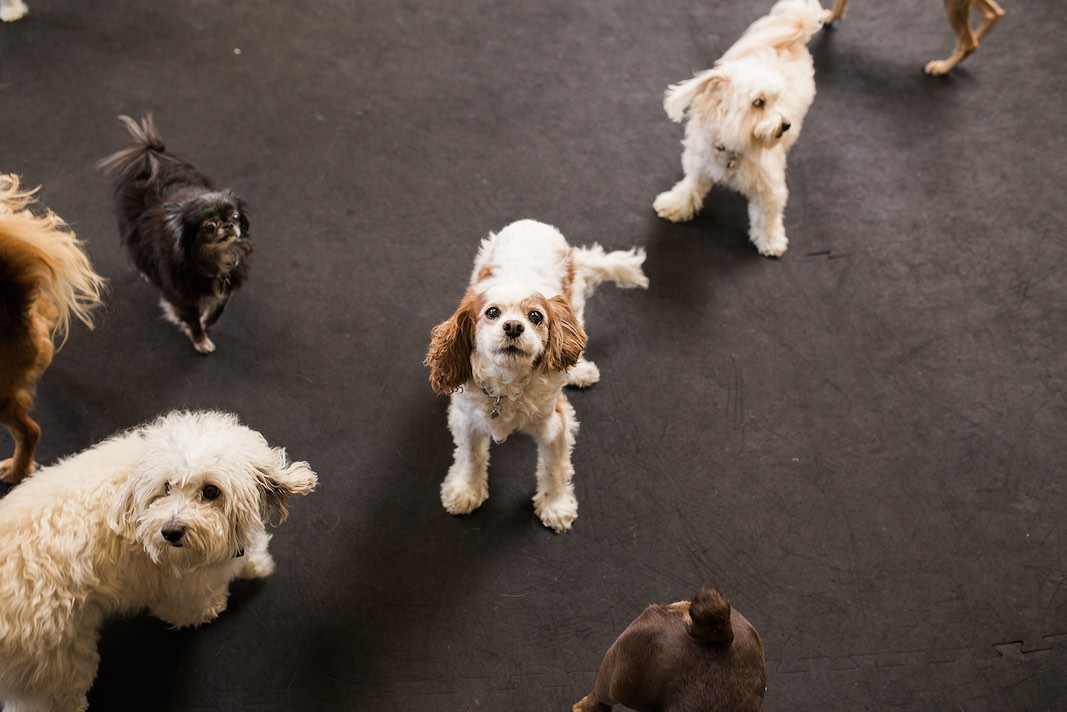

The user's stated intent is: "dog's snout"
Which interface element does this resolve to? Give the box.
[161,522,186,544]
[781,120,791,133]
[503,320,524,338]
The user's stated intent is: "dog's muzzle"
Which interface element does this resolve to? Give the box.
[161,521,186,547]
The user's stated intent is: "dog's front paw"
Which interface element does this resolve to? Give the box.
[533,491,578,533]
[0,0,29,22]
[440,476,488,515]
[654,189,700,223]
[753,232,788,258]
[238,545,276,579]
[0,457,32,484]
[567,359,601,389]
[192,334,216,354]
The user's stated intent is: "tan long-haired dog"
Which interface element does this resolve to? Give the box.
[0,174,106,484]
[425,219,647,533]
[828,0,1005,75]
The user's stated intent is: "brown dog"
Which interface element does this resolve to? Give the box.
[0,174,105,484]
[573,582,767,712]
[829,0,1004,75]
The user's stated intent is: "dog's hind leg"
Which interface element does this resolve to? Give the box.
[572,693,612,711]
[532,398,579,533]
[0,393,41,484]
[925,0,1001,75]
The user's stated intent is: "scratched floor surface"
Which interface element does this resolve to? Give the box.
[1,1,1064,710]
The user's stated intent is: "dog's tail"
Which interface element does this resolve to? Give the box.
[97,114,171,184]
[720,0,829,63]
[0,174,106,346]
[687,581,735,645]
[570,243,649,299]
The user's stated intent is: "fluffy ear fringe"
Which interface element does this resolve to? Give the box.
[542,294,587,372]
[664,69,726,122]
[257,450,318,523]
[425,288,480,395]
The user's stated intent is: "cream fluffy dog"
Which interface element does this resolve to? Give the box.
[425,219,647,533]
[654,0,829,257]
[0,411,317,712]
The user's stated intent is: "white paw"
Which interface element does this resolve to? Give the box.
[192,334,216,354]
[238,547,275,580]
[567,359,600,388]
[653,189,699,223]
[534,491,578,533]
[1,0,29,22]
[440,476,487,515]
[753,232,788,258]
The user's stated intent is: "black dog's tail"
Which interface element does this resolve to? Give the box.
[97,114,171,184]
[688,581,735,645]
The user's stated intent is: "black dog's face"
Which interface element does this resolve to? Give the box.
[165,191,251,275]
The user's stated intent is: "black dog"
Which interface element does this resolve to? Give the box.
[99,114,252,354]
[574,581,766,712]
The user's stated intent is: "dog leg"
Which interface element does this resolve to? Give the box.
[532,399,579,533]
[973,0,1004,41]
[237,530,276,579]
[0,398,41,484]
[827,0,848,23]
[440,403,491,515]
[654,150,713,223]
[161,298,216,354]
[200,293,230,330]
[746,162,789,257]
[925,0,982,75]
[572,694,612,712]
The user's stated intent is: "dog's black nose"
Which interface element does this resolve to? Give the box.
[781,121,791,133]
[161,523,185,543]
[503,321,524,338]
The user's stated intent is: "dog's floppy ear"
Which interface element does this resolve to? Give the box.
[425,288,480,395]
[255,449,318,522]
[541,294,587,372]
[664,69,728,122]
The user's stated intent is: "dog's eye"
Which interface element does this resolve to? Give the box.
[164,482,171,494]
[485,307,501,319]
[753,97,765,108]
[528,310,543,325]
[202,484,221,501]
[204,221,218,231]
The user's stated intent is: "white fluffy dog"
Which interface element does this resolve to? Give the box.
[0,411,317,712]
[654,0,829,257]
[425,219,647,533]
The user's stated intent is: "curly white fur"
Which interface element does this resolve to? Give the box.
[654,0,829,257]
[0,411,317,712]
[426,220,647,533]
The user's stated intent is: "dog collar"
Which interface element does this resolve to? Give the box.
[716,144,739,169]
[480,387,503,419]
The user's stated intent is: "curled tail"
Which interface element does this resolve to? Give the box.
[688,581,735,645]
[0,174,106,346]
[571,244,649,297]
[720,0,829,63]
[97,114,170,184]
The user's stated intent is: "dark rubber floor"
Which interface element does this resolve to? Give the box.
[1,1,1064,710]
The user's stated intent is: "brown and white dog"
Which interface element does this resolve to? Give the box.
[828,0,1005,75]
[425,219,647,533]
[574,581,767,712]
[0,174,105,485]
